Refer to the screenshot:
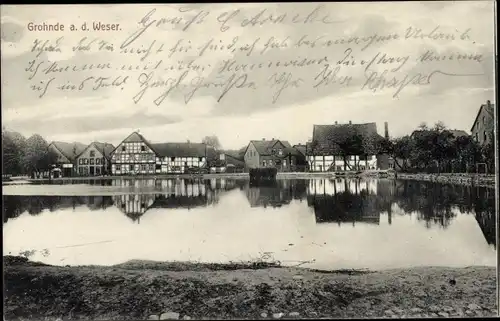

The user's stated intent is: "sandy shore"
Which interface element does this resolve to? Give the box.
[4,256,497,320]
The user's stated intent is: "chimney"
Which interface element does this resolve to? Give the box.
[384,122,389,139]
[349,120,352,124]
[272,137,275,140]
[487,100,491,107]
[334,121,338,125]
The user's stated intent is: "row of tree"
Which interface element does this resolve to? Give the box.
[2,129,58,176]
[388,122,494,174]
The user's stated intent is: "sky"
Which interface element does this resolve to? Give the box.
[1,1,496,149]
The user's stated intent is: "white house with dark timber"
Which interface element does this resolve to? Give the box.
[305,121,389,172]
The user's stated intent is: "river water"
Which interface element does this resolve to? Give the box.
[2,178,496,270]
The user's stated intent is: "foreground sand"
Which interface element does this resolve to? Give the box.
[4,256,497,320]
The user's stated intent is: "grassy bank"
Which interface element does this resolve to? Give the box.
[4,256,497,320]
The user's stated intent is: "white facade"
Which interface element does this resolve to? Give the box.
[111,141,156,175]
[155,156,207,174]
[308,178,378,196]
[307,155,378,172]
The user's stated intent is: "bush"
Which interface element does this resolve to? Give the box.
[249,168,277,182]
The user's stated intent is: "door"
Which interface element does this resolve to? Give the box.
[90,166,95,176]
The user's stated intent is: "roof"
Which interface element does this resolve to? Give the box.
[306,123,384,156]
[110,131,157,156]
[247,139,292,156]
[293,144,307,157]
[76,141,116,160]
[448,130,469,138]
[151,142,208,158]
[470,102,495,132]
[50,141,87,162]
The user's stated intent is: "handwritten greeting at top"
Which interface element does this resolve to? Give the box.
[3,3,493,109]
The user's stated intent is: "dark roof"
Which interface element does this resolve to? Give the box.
[151,142,208,158]
[470,102,495,132]
[293,144,307,157]
[448,130,469,138]
[77,142,116,160]
[248,139,292,156]
[306,123,383,156]
[50,141,87,162]
[224,153,246,167]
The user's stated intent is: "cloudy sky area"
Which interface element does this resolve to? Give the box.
[1,1,495,149]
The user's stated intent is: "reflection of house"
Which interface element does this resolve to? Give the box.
[48,141,87,177]
[306,122,389,172]
[152,142,214,174]
[307,179,384,225]
[244,139,302,171]
[113,194,156,223]
[111,132,157,175]
[245,180,294,208]
[76,142,115,176]
[470,100,495,146]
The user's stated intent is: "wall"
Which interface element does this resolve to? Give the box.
[471,106,494,146]
[156,156,207,174]
[77,145,109,176]
[244,143,260,168]
[111,141,156,175]
[307,155,378,172]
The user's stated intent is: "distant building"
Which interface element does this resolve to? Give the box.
[76,142,115,176]
[218,151,246,172]
[471,100,495,146]
[152,142,215,174]
[48,141,87,177]
[243,139,304,171]
[110,131,157,175]
[306,121,389,172]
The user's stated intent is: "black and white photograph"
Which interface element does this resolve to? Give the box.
[2,1,498,320]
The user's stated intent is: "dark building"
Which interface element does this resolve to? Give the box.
[470,100,495,146]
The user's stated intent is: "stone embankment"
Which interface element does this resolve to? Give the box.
[392,172,496,188]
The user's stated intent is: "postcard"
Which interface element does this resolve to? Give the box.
[2,1,498,320]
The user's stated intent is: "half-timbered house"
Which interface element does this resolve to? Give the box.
[110,132,158,175]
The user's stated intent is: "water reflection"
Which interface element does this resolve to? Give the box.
[2,178,496,268]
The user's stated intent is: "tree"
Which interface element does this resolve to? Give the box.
[2,129,27,175]
[22,134,54,174]
[202,135,222,150]
[481,131,495,174]
[327,126,364,170]
[391,135,414,171]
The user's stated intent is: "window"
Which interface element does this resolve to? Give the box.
[79,159,83,165]
[262,160,266,166]
[122,146,126,151]
[171,157,176,161]
[484,131,487,141]
[90,151,95,157]
[140,164,147,171]
[96,158,101,165]
[475,133,479,141]
[149,164,154,171]
[141,146,145,151]
[483,116,486,124]
[116,165,121,171]
[90,159,95,165]
[78,168,83,174]
[84,158,89,165]
[199,157,203,161]
[156,164,161,170]
[278,149,283,156]
[129,164,133,171]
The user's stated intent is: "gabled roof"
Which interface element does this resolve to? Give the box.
[50,141,87,162]
[306,123,383,156]
[110,131,157,156]
[293,144,307,157]
[247,139,291,156]
[151,142,208,158]
[76,141,116,160]
[448,130,469,138]
[470,102,495,132]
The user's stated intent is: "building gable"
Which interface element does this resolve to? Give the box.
[111,132,157,158]
[48,143,71,163]
[76,142,105,160]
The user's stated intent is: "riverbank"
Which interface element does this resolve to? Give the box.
[393,172,496,188]
[4,256,497,320]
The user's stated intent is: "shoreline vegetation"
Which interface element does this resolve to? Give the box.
[3,256,497,320]
[3,171,496,188]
